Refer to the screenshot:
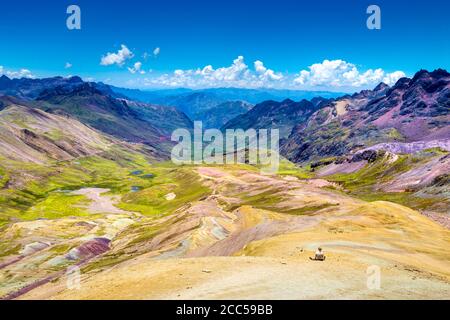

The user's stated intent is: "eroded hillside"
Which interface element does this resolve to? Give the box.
[0,161,448,299]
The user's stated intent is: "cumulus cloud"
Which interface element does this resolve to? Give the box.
[65,62,72,69]
[254,60,283,81]
[0,66,35,79]
[119,55,406,91]
[9,69,34,78]
[382,71,407,86]
[153,47,160,57]
[294,59,405,88]
[143,56,283,88]
[100,44,134,66]
[128,61,145,74]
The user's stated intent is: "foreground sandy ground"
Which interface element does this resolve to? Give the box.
[22,250,449,300]
[2,166,449,299]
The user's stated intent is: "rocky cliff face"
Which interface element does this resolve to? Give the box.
[222,98,321,139]
[281,69,450,162]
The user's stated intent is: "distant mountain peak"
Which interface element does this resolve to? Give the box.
[72,82,102,95]
[68,76,83,83]
[374,82,389,91]
[37,82,103,100]
[281,98,295,104]
[411,68,450,84]
[390,77,411,91]
[0,75,12,88]
[412,69,430,80]
[430,68,450,78]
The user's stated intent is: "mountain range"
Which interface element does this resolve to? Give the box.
[110,85,343,128]
[1,69,449,162]
[0,68,449,300]
[0,79,192,158]
[213,69,449,162]
[110,85,345,105]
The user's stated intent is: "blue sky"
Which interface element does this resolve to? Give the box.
[0,0,449,91]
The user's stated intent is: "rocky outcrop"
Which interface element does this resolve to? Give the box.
[356,139,450,154]
[66,238,111,261]
[350,150,380,163]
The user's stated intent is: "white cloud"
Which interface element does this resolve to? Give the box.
[200,55,248,81]
[117,55,406,91]
[100,44,134,66]
[128,61,146,74]
[142,56,283,89]
[153,47,160,57]
[254,60,283,81]
[294,59,405,88]
[0,66,35,79]
[65,62,72,69]
[382,71,407,86]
